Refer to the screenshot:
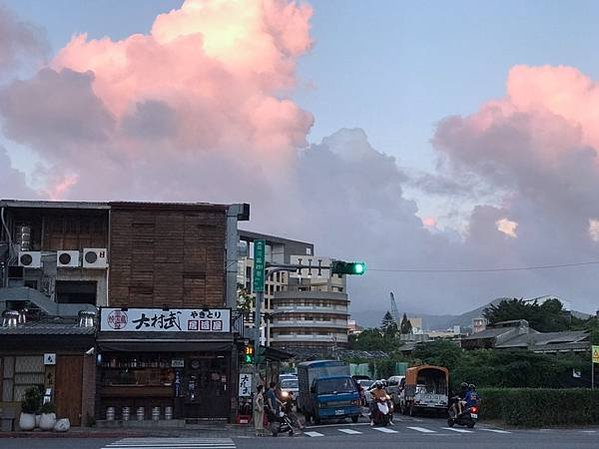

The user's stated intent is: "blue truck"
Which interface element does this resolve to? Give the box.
[297,360,361,424]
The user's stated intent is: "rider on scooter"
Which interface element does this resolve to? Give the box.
[369,381,394,426]
[464,384,480,410]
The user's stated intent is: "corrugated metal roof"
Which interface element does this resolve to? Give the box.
[495,331,589,348]
[462,327,511,340]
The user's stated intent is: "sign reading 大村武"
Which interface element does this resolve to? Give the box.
[100,308,231,333]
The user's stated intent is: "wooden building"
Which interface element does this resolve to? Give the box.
[0,200,249,426]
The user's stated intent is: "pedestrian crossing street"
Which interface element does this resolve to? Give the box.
[303,423,512,437]
[103,438,236,449]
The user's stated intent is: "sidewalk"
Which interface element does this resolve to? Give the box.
[0,422,257,439]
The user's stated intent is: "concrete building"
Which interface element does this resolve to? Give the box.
[0,199,249,424]
[270,256,350,353]
[237,231,313,345]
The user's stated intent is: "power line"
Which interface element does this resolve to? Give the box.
[367,260,599,274]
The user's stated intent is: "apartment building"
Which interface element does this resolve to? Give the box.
[237,231,314,345]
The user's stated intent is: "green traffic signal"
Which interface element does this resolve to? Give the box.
[331,260,367,275]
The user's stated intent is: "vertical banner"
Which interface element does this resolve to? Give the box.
[592,345,599,364]
[239,373,252,397]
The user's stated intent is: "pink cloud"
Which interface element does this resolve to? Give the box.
[1,0,314,199]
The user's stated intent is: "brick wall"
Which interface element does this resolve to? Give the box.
[108,204,228,308]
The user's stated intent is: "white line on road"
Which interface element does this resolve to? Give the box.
[406,426,437,433]
[372,427,398,433]
[479,428,512,434]
[442,427,473,433]
[306,422,370,429]
[338,428,363,434]
[304,431,325,437]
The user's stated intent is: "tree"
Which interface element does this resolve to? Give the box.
[483,298,571,332]
[381,311,398,337]
[412,340,462,371]
[350,328,386,351]
[400,313,413,335]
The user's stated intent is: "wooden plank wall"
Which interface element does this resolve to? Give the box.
[109,206,227,308]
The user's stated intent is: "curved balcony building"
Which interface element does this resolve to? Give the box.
[271,290,349,351]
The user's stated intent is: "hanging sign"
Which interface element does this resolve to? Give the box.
[238,373,252,397]
[593,345,599,364]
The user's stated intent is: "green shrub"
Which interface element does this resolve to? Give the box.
[40,402,56,414]
[479,388,599,427]
[21,386,42,414]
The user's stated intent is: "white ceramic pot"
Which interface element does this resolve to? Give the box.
[39,413,56,431]
[19,413,36,431]
[35,414,41,428]
[54,418,70,432]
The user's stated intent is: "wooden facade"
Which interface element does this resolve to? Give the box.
[108,203,228,308]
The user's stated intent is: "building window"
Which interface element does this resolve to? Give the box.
[55,280,97,305]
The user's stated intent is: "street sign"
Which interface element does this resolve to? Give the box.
[593,345,599,364]
[253,239,266,292]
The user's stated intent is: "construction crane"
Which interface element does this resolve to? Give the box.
[389,292,401,326]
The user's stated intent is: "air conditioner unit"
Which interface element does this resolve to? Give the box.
[83,248,108,269]
[18,251,42,268]
[57,250,80,268]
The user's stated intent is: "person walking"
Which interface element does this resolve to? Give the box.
[254,385,266,436]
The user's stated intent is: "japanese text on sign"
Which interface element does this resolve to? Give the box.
[239,373,252,397]
[100,308,230,333]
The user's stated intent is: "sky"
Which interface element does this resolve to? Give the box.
[1,0,599,318]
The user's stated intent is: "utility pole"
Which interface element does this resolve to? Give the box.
[251,247,367,365]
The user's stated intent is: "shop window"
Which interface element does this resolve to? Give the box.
[12,356,44,402]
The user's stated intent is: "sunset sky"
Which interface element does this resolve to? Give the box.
[2,0,599,316]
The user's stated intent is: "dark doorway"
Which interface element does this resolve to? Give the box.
[55,281,97,305]
[182,353,230,419]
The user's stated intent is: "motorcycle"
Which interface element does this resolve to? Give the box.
[371,394,394,426]
[447,404,479,429]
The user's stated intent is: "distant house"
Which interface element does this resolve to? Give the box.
[461,319,590,353]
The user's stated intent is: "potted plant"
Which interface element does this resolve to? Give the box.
[19,387,41,431]
[39,402,57,430]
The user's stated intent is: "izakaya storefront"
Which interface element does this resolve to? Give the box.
[96,307,239,421]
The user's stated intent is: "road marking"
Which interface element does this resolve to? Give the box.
[338,428,362,434]
[442,427,473,433]
[581,430,597,433]
[306,422,370,429]
[104,438,235,448]
[304,431,325,437]
[407,426,437,433]
[372,427,398,433]
[479,428,512,434]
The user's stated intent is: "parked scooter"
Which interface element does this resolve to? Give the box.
[447,404,479,428]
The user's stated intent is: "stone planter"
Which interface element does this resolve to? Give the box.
[54,418,70,432]
[39,413,56,431]
[19,413,36,431]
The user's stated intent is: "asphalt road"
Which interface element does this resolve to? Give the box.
[1,416,598,449]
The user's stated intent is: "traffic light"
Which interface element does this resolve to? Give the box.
[331,260,366,275]
[243,344,254,364]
